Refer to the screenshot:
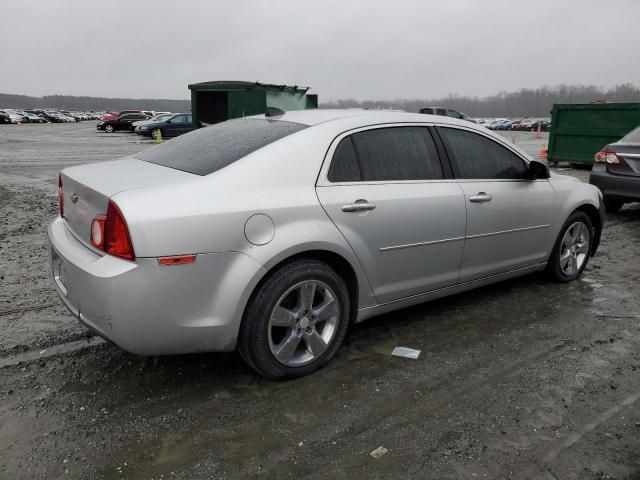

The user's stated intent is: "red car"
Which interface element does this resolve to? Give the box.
[99,110,146,122]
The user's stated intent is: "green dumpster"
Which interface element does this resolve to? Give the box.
[188,80,318,128]
[547,103,640,166]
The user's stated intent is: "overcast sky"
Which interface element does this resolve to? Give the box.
[1,0,638,101]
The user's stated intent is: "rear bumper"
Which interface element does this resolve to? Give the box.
[48,217,266,355]
[589,164,640,202]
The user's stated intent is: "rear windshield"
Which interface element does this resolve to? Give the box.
[621,126,640,143]
[133,118,307,175]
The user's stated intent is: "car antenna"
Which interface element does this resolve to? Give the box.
[265,107,285,117]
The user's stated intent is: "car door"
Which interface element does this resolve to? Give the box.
[116,114,136,130]
[436,125,556,282]
[316,125,467,304]
[180,114,193,135]
[166,115,186,136]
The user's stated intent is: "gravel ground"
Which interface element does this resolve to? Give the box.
[0,123,638,479]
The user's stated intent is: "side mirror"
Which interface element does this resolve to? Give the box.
[528,160,550,180]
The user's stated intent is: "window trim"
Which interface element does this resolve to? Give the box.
[433,123,543,183]
[317,122,453,186]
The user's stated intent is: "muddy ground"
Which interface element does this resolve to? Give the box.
[0,123,638,479]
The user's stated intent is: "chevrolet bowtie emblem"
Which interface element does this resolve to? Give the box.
[70,193,78,203]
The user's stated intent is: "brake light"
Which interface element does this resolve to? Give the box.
[104,201,135,260]
[594,151,620,165]
[58,174,64,217]
[90,201,134,260]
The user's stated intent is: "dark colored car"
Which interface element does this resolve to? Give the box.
[589,126,640,212]
[97,113,150,133]
[135,113,193,139]
[418,107,476,123]
[0,111,10,124]
[528,120,550,132]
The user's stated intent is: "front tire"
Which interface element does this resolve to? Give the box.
[151,128,161,139]
[104,124,114,133]
[547,211,593,282]
[238,259,351,379]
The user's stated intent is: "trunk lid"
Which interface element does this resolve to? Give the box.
[609,143,640,178]
[60,157,195,248]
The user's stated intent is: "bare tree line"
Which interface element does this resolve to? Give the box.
[2,84,639,117]
[322,84,640,117]
[0,93,190,112]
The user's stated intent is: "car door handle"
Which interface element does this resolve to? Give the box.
[469,192,492,203]
[342,200,376,212]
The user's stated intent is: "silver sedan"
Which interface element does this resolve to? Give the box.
[48,110,605,379]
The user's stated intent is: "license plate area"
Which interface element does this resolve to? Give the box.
[51,248,68,296]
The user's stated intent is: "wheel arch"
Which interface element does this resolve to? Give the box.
[573,203,602,255]
[241,249,363,329]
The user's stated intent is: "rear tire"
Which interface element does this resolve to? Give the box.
[238,259,350,380]
[547,211,593,283]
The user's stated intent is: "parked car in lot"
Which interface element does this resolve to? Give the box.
[131,113,172,131]
[486,118,508,130]
[418,106,476,123]
[496,119,519,130]
[19,111,48,123]
[99,110,143,122]
[0,111,10,124]
[135,113,193,138]
[589,125,640,212]
[0,109,27,123]
[511,119,533,131]
[50,110,604,379]
[97,113,150,133]
[529,119,550,132]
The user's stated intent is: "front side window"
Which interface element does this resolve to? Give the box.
[438,127,528,180]
[328,126,443,182]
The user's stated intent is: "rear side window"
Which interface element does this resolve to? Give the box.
[134,118,307,175]
[438,127,528,179]
[621,126,640,143]
[328,137,360,182]
[328,127,443,182]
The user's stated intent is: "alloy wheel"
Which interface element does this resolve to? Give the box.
[559,221,590,276]
[268,280,340,367]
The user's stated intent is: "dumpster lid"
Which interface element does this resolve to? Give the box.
[188,80,310,94]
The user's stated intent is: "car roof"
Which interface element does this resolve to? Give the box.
[248,108,472,128]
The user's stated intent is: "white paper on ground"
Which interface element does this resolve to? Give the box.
[369,446,388,459]
[391,346,421,359]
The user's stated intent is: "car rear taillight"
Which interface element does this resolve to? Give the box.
[91,200,135,260]
[594,151,620,165]
[58,174,64,218]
